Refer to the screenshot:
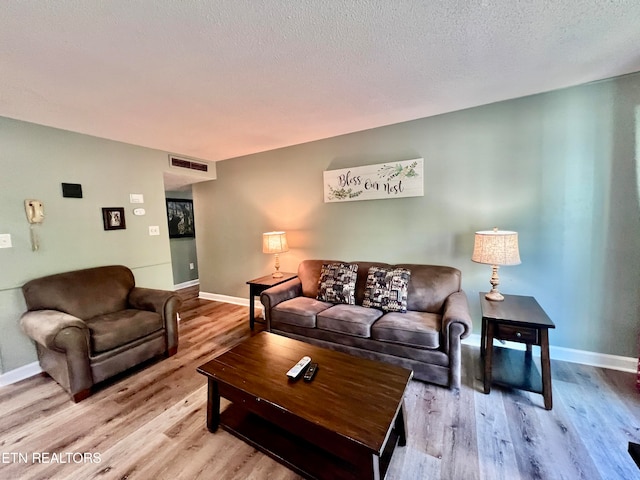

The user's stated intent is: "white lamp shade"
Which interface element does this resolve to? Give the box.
[472,229,521,266]
[262,231,289,254]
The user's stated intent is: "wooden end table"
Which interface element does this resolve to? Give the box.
[247,273,297,329]
[480,293,556,410]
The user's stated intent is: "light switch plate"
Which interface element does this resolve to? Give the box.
[130,193,144,204]
[0,234,12,248]
[148,226,160,236]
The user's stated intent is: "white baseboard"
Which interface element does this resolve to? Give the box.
[0,361,42,387]
[173,279,199,290]
[463,333,637,373]
[199,291,248,306]
[199,291,265,316]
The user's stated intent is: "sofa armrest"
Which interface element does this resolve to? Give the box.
[442,291,472,351]
[20,310,88,352]
[128,287,182,353]
[260,278,303,329]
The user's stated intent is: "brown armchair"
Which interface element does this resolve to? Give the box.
[20,265,181,402]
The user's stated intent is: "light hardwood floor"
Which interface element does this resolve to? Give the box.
[1,286,639,480]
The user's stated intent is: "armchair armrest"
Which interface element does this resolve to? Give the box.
[20,310,92,399]
[260,278,302,329]
[442,291,472,351]
[128,287,182,354]
[20,310,88,352]
[128,287,180,317]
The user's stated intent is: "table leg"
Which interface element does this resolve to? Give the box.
[206,379,221,432]
[371,455,381,480]
[480,317,487,358]
[395,399,408,447]
[249,286,256,330]
[483,321,495,394]
[540,329,553,410]
[524,343,533,368]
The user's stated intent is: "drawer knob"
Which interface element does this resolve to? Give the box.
[516,332,522,337]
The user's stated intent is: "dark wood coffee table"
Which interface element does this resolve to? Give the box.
[197,332,413,480]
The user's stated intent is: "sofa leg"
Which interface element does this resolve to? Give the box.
[72,388,91,403]
[166,346,178,357]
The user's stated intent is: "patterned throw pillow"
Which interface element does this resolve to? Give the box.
[316,263,358,305]
[362,266,411,313]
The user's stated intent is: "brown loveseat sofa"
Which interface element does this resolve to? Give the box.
[20,265,181,401]
[261,260,472,388]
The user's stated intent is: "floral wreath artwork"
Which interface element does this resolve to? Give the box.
[323,158,424,203]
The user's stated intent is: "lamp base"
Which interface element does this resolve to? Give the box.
[485,290,504,302]
[485,264,505,301]
[272,253,283,278]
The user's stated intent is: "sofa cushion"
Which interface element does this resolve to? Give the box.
[362,266,411,312]
[86,309,163,354]
[316,263,358,305]
[272,296,333,328]
[317,304,383,338]
[371,310,441,349]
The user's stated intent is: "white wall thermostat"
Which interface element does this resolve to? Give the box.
[133,208,146,216]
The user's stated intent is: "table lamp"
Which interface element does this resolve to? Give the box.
[262,231,289,278]
[472,227,521,301]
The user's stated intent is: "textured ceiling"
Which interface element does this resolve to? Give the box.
[2,1,640,166]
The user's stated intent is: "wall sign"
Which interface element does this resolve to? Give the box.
[323,158,424,203]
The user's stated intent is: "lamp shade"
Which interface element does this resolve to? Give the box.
[262,231,289,254]
[472,228,521,266]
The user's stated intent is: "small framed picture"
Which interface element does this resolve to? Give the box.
[102,207,126,231]
[166,198,195,238]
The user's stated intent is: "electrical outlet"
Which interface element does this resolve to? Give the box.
[189,263,194,270]
[0,234,12,248]
[148,226,160,236]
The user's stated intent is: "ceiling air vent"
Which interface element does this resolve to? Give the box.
[169,155,209,173]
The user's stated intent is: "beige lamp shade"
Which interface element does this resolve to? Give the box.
[472,228,521,266]
[262,231,289,254]
[263,231,288,277]
[472,227,520,301]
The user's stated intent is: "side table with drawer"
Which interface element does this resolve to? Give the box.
[247,273,297,329]
[480,293,556,410]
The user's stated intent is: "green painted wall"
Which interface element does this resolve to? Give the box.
[195,72,640,359]
[2,72,638,374]
[166,189,199,285]
[0,117,175,373]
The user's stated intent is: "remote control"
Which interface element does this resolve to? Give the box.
[303,363,318,382]
[286,356,311,380]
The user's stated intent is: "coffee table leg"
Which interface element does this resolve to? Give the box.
[371,455,381,480]
[395,399,408,447]
[207,379,221,432]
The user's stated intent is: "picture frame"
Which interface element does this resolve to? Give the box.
[102,207,126,231]
[166,198,196,238]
